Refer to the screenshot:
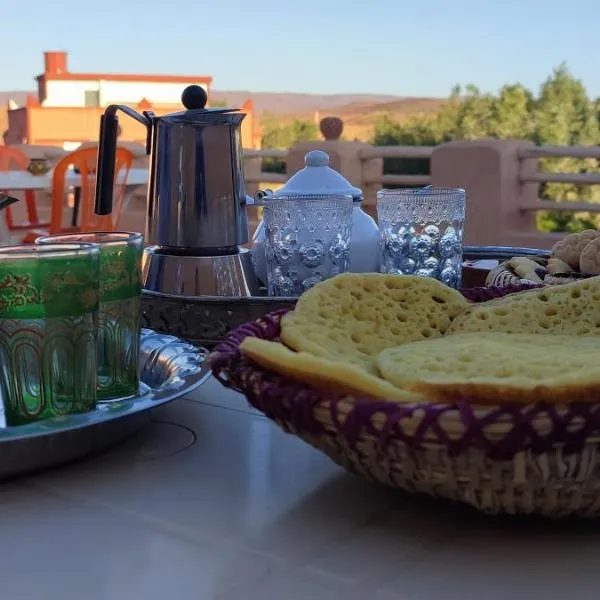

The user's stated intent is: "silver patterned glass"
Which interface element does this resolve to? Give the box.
[377,187,466,288]
[36,232,143,401]
[0,243,99,426]
[262,194,353,296]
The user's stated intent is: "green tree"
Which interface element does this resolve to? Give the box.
[489,84,535,139]
[533,64,600,231]
[262,115,318,148]
[453,85,496,139]
[370,64,600,233]
[260,115,318,173]
[372,114,436,185]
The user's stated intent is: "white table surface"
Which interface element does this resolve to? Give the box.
[0,168,147,191]
[4,377,600,600]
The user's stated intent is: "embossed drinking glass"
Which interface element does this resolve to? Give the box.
[377,187,466,288]
[262,194,353,296]
[36,232,143,401]
[0,244,99,426]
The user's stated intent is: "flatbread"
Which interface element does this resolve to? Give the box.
[377,332,600,404]
[280,273,469,374]
[447,276,600,336]
[240,337,421,402]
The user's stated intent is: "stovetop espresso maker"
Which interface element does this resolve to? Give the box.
[94,85,259,297]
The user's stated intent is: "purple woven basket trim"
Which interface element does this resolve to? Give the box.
[209,309,289,390]
[210,285,600,459]
[459,282,540,303]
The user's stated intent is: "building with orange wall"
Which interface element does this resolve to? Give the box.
[4,51,261,150]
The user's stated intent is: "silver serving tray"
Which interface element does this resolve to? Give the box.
[141,245,550,348]
[462,245,550,261]
[0,328,210,479]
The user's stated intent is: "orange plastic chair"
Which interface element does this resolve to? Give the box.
[23,145,134,243]
[0,146,45,230]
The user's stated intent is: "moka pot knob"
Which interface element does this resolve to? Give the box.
[181,85,208,110]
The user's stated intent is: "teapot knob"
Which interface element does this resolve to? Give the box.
[181,85,208,110]
[305,150,329,167]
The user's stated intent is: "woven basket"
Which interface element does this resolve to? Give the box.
[210,284,600,518]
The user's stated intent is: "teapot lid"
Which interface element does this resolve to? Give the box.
[277,150,362,201]
[159,85,243,124]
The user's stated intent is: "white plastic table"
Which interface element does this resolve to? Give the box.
[0,169,148,241]
[0,168,148,191]
[2,377,599,599]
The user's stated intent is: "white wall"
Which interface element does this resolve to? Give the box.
[43,80,209,107]
[44,80,98,106]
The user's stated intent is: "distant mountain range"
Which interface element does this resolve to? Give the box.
[0,89,447,142]
[209,90,404,114]
[1,89,444,115]
[0,91,30,106]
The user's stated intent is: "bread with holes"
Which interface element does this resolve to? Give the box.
[240,337,420,402]
[377,332,600,404]
[280,273,469,374]
[447,276,600,336]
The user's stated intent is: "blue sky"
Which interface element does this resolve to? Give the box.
[3,0,600,97]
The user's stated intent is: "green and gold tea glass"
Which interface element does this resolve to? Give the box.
[0,243,99,426]
[36,232,143,401]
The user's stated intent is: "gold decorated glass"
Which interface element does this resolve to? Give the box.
[36,232,143,401]
[0,243,99,425]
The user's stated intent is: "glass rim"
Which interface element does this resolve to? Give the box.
[377,186,465,199]
[35,231,143,247]
[263,193,354,202]
[0,243,99,259]
[262,194,354,211]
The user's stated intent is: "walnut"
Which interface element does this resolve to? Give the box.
[550,230,600,270]
[579,236,600,274]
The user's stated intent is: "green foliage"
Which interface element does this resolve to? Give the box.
[261,114,318,148]
[260,114,318,173]
[533,64,600,231]
[372,115,433,185]
[370,64,600,232]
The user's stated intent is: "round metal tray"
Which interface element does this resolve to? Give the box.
[462,245,550,261]
[141,244,550,348]
[0,328,211,479]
